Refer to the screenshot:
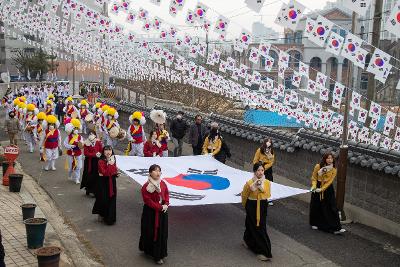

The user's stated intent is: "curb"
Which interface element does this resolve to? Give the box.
[14,161,103,267]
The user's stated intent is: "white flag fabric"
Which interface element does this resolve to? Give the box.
[326,31,344,56]
[343,0,372,17]
[305,15,334,47]
[385,2,400,38]
[116,155,309,206]
[366,48,392,83]
[341,32,368,69]
[275,1,306,31]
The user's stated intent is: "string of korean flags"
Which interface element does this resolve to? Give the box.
[2,0,400,151]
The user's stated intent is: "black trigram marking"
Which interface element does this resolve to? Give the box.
[169,191,205,201]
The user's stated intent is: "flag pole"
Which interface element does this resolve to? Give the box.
[336,11,357,222]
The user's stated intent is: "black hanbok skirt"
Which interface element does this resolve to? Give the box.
[92,175,117,225]
[264,167,273,182]
[243,199,272,258]
[139,204,168,262]
[309,182,341,232]
[80,156,99,194]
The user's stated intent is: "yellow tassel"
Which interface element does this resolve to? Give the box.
[64,152,69,170]
[256,194,261,227]
[124,142,132,156]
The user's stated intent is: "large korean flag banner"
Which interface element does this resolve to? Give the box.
[116,155,309,206]
[385,1,400,38]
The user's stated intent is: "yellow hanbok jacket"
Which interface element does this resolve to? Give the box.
[253,148,275,170]
[241,178,271,226]
[202,136,222,156]
[311,164,337,199]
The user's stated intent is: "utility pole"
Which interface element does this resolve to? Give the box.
[336,11,357,222]
[366,0,383,103]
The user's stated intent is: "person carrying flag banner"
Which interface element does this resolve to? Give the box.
[125,111,147,156]
[64,118,84,184]
[40,115,62,171]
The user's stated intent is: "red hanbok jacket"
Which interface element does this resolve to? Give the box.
[98,158,118,198]
[143,141,162,157]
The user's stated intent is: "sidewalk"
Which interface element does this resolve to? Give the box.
[0,154,101,267]
[0,163,72,266]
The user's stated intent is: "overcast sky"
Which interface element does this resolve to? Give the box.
[110,0,332,41]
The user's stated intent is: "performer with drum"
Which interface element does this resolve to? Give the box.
[150,110,170,157]
[78,99,92,135]
[44,100,55,115]
[64,118,84,184]
[63,96,79,124]
[103,107,122,148]
[35,112,47,160]
[40,115,62,171]
[24,103,39,153]
[125,111,146,156]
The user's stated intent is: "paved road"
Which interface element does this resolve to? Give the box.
[2,111,400,267]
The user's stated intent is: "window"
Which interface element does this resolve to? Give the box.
[294,31,302,43]
[0,33,4,40]
[285,33,293,44]
[260,56,265,68]
[310,57,322,70]
[339,29,346,38]
[285,76,293,89]
[360,73,368,91]
[289,50,302,68]
[269,50,279,68]
[1,47,5,52]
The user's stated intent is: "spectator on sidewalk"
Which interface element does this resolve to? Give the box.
[170,111,188,157]
[0,229,5,267]
[5,111,20,145]
[55,98,65,125]
[309,152,346,235]
[139,164,169,265]
[188,114,207,155]
[92,145,118,225]
[241,162,272,262]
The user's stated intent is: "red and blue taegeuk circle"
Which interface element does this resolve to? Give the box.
[165,174,230,190]
[331,39,339,47]
[316,26,325,36]
[374,58,384,67]
[347,43,356,52]
[288,9,297,20]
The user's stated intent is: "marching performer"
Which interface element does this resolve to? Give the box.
[96,104,109,140]
[125,111,146,156]
[150,110,169,157]
[35,112,47,158]
[63,96,79,123]
[40,115,62,171]
[44,100,55,115]
[103,107,120,148]
[64,118,84,184]
[24,103,39,153]
[47,93,55,102]
[78,99,91,134]
[17,101,27,143]
[81,130,103,196]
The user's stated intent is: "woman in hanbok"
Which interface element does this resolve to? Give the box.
[241,162,272,261]
[139,164,169,265]
[81,130,103,196]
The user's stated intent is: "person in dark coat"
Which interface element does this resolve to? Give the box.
[139,164,169,265]
[188,114,207,155]
[81,130,103,196]
[92,145,118,225]
[55,99,65,125]
[170,111,188,157]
